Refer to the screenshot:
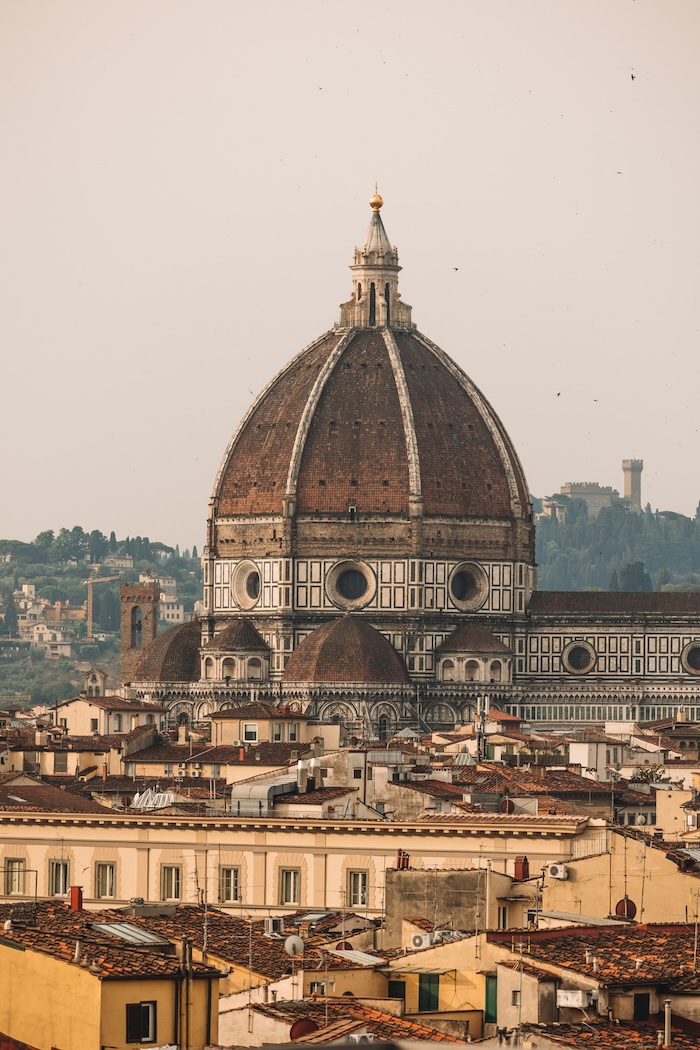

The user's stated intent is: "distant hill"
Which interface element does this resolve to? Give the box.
[535,499,700,591]
[0,527,202,706]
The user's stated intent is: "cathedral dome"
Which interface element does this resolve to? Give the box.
[131,619,201,683]
[282,615,410,684]
[209,197,533,564]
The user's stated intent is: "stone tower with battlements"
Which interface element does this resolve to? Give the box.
[622,458,643,513]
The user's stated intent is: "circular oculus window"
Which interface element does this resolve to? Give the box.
[682,642,700,675]
[326,559,376,610]
[231,560,261,610]
[562,641,596,675]
[448,561,489,611]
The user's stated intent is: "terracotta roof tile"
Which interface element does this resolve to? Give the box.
[529,591,700,615]
[250,996,463,1042]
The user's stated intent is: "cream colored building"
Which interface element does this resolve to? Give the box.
[0,808,604,919]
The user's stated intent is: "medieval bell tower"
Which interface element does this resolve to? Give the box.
[119,582,160,683]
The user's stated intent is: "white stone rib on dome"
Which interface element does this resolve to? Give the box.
[209,328,336,522]
[283,328,355,516]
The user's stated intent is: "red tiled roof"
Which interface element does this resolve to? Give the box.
[0,902,218,979]
[58,696,166,712]
[489,923,700,990]
[529,591,700,615]
[401,779,468,802]
[0,781,111,813]
[520,1021,700,1050]
[131,741,306,766]
[275,786,357,804]
[208,702,306,720]
[249,996,462,1042]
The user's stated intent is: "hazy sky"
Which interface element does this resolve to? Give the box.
[2,1,699,550]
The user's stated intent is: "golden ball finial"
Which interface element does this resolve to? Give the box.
[369,184,383,211]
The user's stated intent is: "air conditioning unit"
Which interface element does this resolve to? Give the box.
[192,762,202,770]
[176,765,187,775]
[191,770,201,778]
[411,932,434,950]
[548,863,569,880]
[264,917,284,936]
[348,1034,374,1044]
[557,989,594,1008]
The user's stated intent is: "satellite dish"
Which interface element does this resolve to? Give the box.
[284,935,304,957]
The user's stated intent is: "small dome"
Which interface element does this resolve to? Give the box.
[202,618,270,652]
[436,623,512,654]
[283,615,410,684]
[131,620,201,683]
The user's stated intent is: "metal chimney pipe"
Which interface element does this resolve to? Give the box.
[664,998,672,1047]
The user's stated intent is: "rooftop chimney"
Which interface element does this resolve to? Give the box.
[70,885,83,912]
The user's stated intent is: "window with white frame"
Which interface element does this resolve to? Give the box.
[126,1001,157,1043]
[289,723,298,742]
[95,862,116,899]
[243,723,258,742]
[219,866,240,903]
[49,859,69,896]
[347,869,368,907]
[160,865,181,901]
[4,859,26,895]
[273,723,282,742]
[279,868,300,905]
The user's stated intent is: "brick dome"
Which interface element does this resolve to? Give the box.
[282,615,410,684]
[213,328,529,524]
[131,619,201,683]
[202,618,270,652]
[209,200,532,566]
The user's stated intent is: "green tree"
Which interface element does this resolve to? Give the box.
[34,530,55,551]
[2,591,18,637]
[88,529,108,562]
[619,561,652,592]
